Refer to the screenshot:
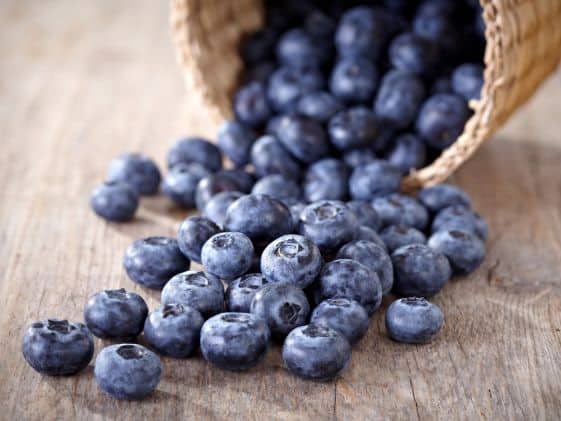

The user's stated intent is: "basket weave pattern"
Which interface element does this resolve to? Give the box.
[171,0,561,189]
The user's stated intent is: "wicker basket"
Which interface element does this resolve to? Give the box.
[170,0,561,189]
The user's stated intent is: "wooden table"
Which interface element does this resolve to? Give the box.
[1,1,560,419]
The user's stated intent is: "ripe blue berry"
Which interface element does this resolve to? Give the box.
[330,57,378,104]
[177,216,221,263]
[296,91,343,123]
[106,153,161,195]
[303,158,350,202]
[167,137,222,172]
[342,148,377,168]
[417,183,472,214]
[226,273,269,313]
[385,297,443,344]
[380,224,427,253]
[428,229,486,275]
[267,65,325,112]
[217,120,256,167]
[276,115,330,164]
[250,135,302,179]
[349,161,401,201]
[251,174,302,205]
[388,32,440,76]
[311,298,369,344]
[385,133,427,174]
[371,193,429,230]
[328,107,378,151]
[432,205,488,240]
[195,172,243,211]
[345,200,381,231]
[202,191,244,227]
[276,28,326,68]
[452,63,484,101]
[90,181,139,222]
[201,232,255,281]
[162,163,210,209]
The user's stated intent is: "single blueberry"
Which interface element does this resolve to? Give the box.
[415,93,471,150]
[388,32,440,76]
[385,133,427,174]
[224,194,293,248]
[303,158,350,202]
[385,297,444,344]
[428,229,486,275]
[345,200,381,231]
[84,289,147,340]
[380,224,427,253]
[282,324,351,381]
[217,120,257,167]
[161,271,224,319]
[342,148,377,168]
[143,303,204,358]
[22,319,94,376]
[90,181,139,222]
[123,236,190,290]
[276,115,330,164]
[234,81,272,128]
[261,234,322,289]
[296,91,343,123]
[417,183,472,214]
[452,63,484,101]
[349,160,402,201]
[431,205,488,240]
[94,344,162,400]
[106,153,161,196]
[276,27,327,68]
[371,193,429,230]
[391,244,451,297]
[267,65,325,112]
[201,232,255,281]
[200,312,270,371]
[413,2,457,51]
[328,107,378,151]
[250,283,310,340]
[195,172,244,211]
[299,200,358,256]
[250,135,302,179]
[251,174,302,205]
[167,137,222,172]
[202,191,244,228]
[162,163,210,209]
[226,273,269,313]
[316,259,382,315]
[311,298,369,344]
[336,240,393,295]
[374,70,426,130]
[177,216,221,263]
[329,57,378,104]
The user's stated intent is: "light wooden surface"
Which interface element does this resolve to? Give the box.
[1,1,560,420]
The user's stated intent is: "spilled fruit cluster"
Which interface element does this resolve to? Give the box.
[22,0,489,400]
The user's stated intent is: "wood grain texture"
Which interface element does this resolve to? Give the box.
[0,1,560,420]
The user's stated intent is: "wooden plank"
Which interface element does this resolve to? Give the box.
[0,1,560,420]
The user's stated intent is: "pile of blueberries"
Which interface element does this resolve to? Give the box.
[22,0,489,401]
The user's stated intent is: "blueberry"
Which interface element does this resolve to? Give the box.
[167,137,222,172]
[94,344,162,400]
[432,205,488,240]
[276,115,330,164]
[385,297,443,344]
[251,174,302,205]
[380,224,427,253]
[413,2,457,51]
[161,271,224,319]
[415,93,471,150]
[162,163,210,209]
[250,283,310,340]
[217,120,257,167]
[226,273,269,313]
[282,324,351,381]
[224,194,293,248]
[267,65,325,112]
[391,244,451,297]
[328,107,378,151]
[143,303,203,358]
[349,160,402,201]
[417,183,472,213]
[22,319,94,376]
[330,57,378,104]
[388,32,440,76]
[276,28,326,68]
[177,216,221,263]
[336,240,393,295]
[299,200,358,256]
[202,191,244,227]
[428,229,486,275]
[289,202,306,230]
[200,312,270,371]
[216,169,255,193]
[385,133,427,174]
[296,91,343,123]
[374,70,426,130]
[371,194,429,230]
[345,200,381,231]
[123,236,190,290]
[90,181,139,222]
[234,81,272,128]
[195,172,244,211]
[316,259,382,315]
[106,153,161,195]
[342,148,377,168]
[452,63,484,101]
[311,298,369,344]
[84,289,147,340]
[250,135,302,179]
[303,158,350,202]
[260,234,322,289]
[355,226,387,249]
[201,232,254,281]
